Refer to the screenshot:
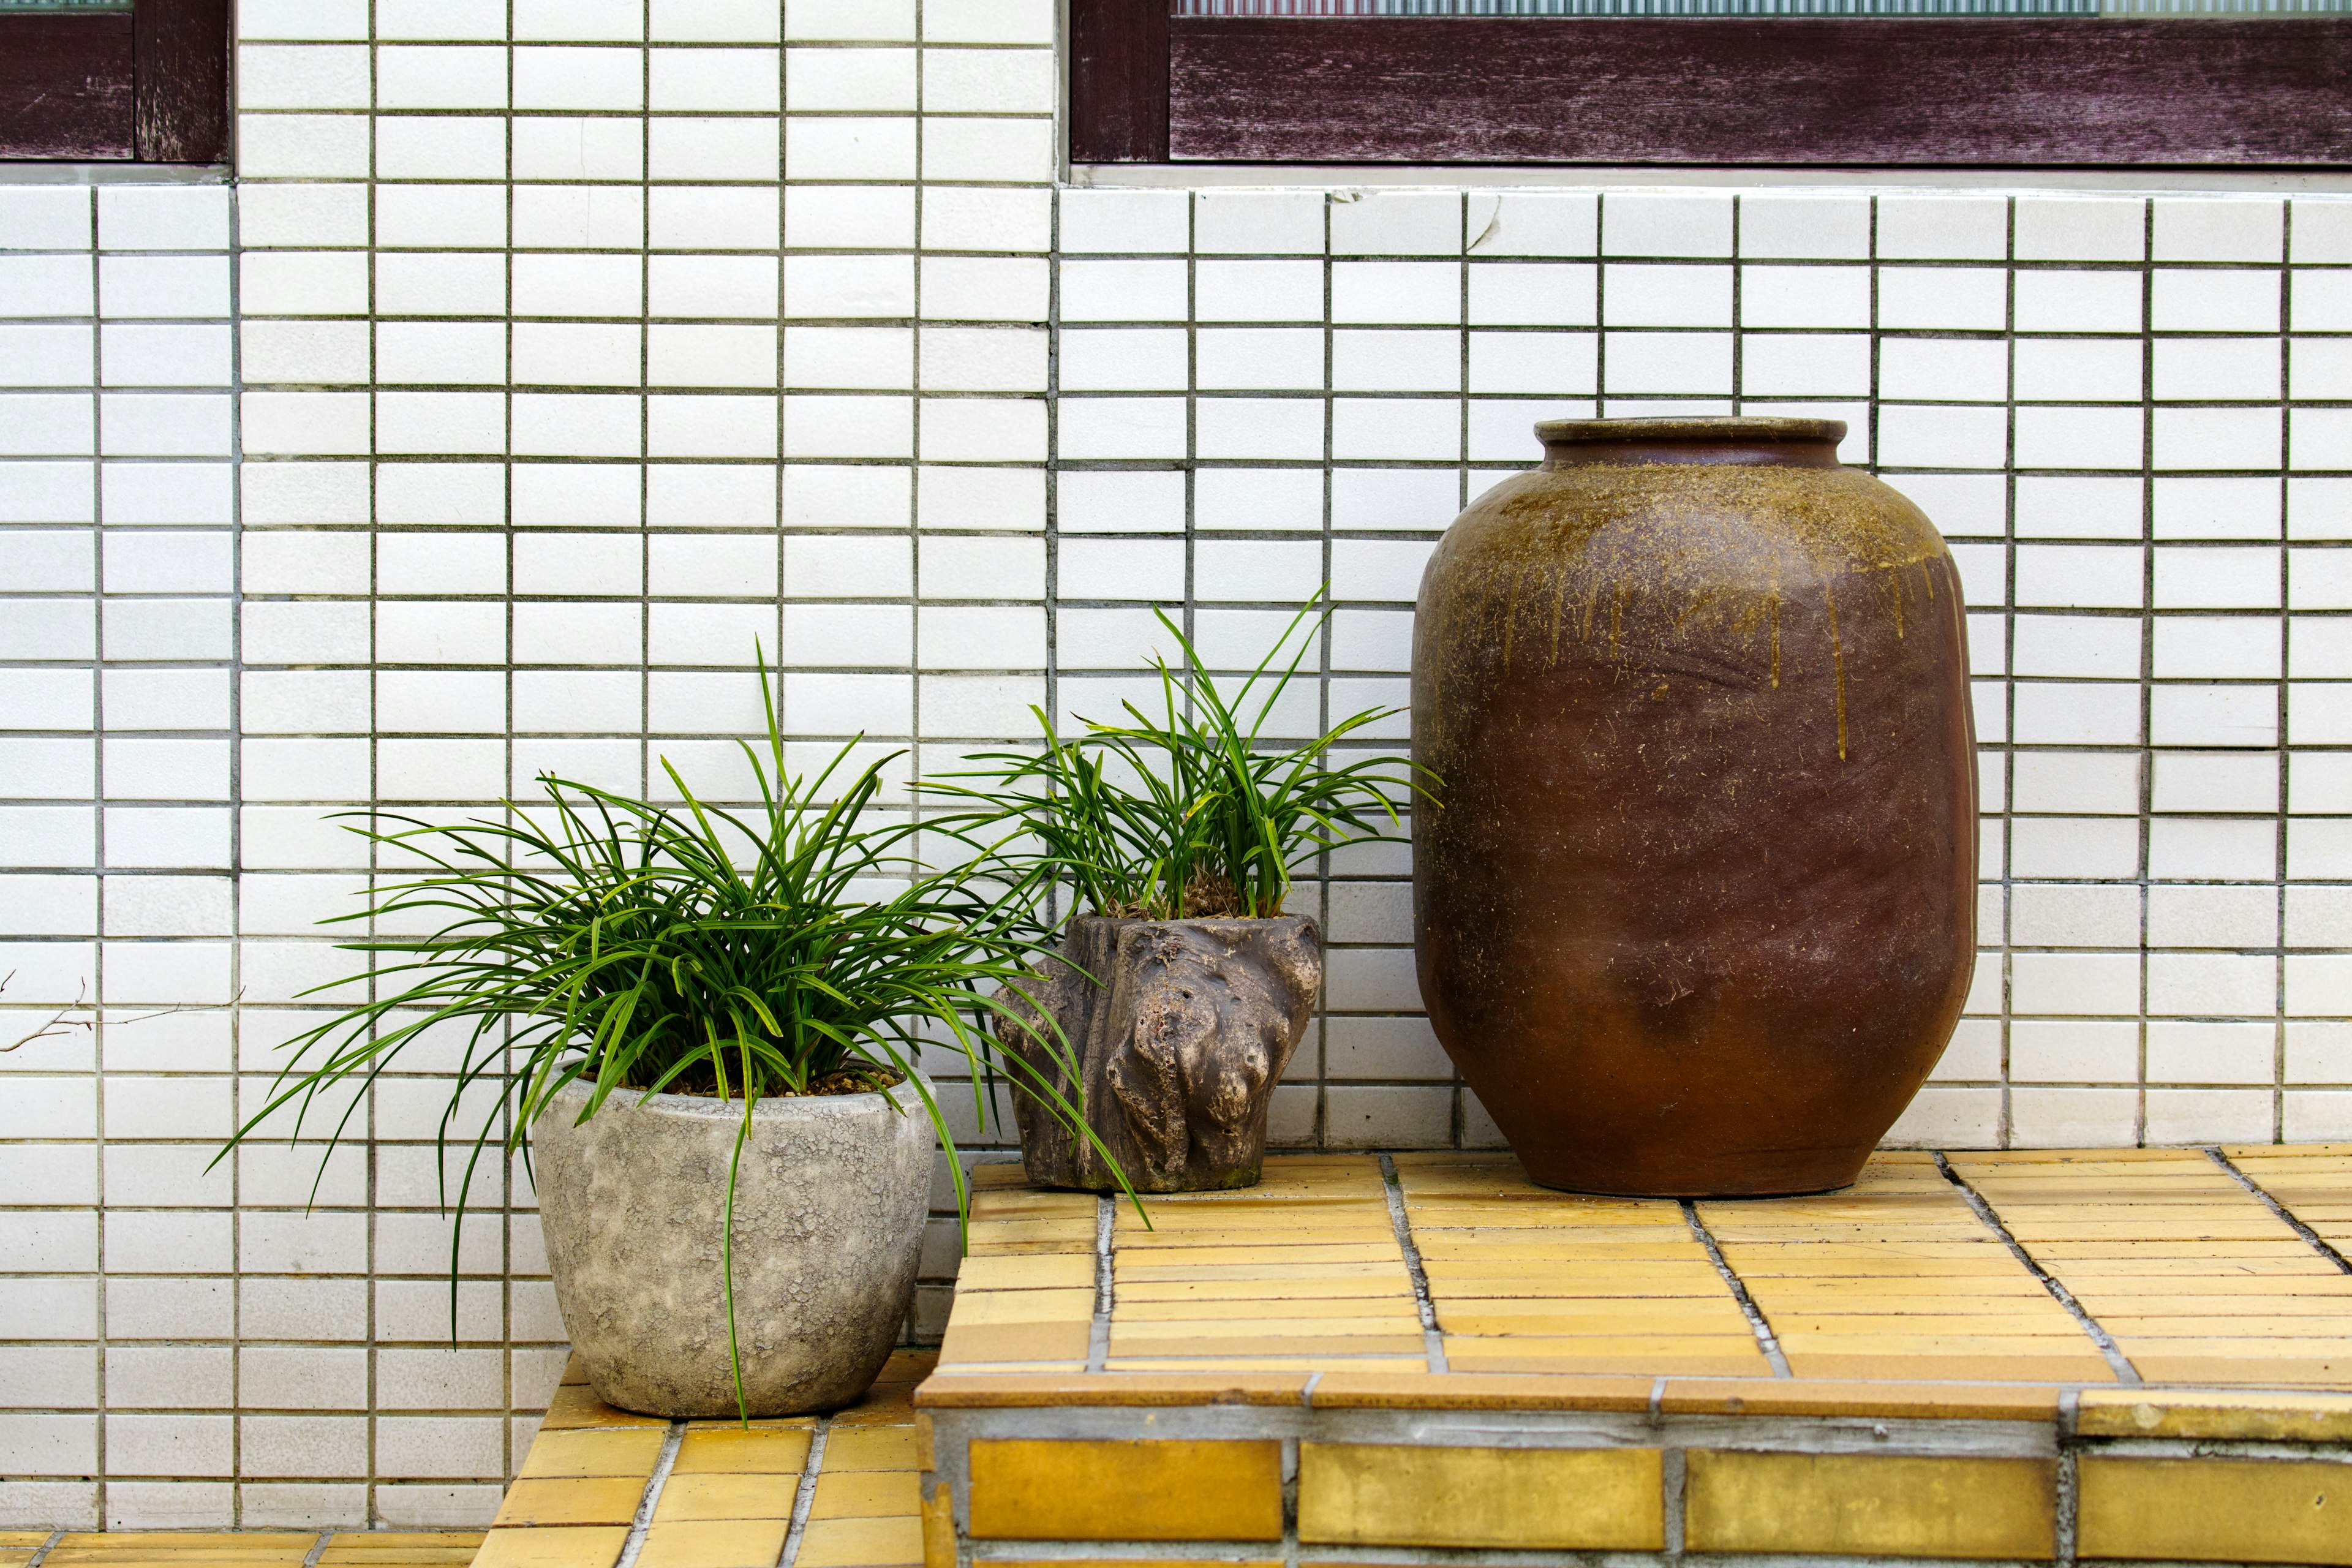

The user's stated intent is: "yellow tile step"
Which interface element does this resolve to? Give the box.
[483,1352,935,1568]
[472,1150,2352,1568]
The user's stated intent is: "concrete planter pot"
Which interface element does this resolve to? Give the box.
[532,1074,934,1417]
[996,915,1321,1193]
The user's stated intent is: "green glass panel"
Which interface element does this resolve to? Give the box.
[0,0,135,11]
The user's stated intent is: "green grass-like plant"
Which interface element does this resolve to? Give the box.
[219,666,1129,1421]
[930,598,1434,921]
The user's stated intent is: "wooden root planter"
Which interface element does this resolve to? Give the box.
[995,915,1321,1193]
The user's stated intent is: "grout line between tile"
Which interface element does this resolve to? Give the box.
[1279,1434,1300,1568]
[363,24,385,1523]
[1660,1443,1687,1557]
[2135,194,2155,1154]
[778,1417,831,1568]
[2275,197,2294,1151]
[225,167,249,1532]
[613,1419,685,1568]
[1936,1151,2141,1384]
[1680,1199,1792,1379]
[1088,1193,1114,1374]
[86,217,106,1538]
[2057,1388,2082,1568]
[2208,1145,2352,1274]
[1378,1152,1447,1374]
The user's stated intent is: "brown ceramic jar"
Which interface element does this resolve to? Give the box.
[1412,417,1977,1196]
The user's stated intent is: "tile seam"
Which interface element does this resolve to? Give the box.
[1376,1153,1446,1374]
[612,1417,685,1568]
[2275,204,2295,1150]
[1087,1193,1113,1375]
[1279,1434,1300,1568]
[2207,1144,2352,1274]
[1934,1150,2142,1384]
[778,1416,830,1568]
[2136,192,2155,1153]
[86,209,107,1537]
[1660,1443,1687,1558]
[2057,1387,2081,1568]
[1679,1198,1792,1379]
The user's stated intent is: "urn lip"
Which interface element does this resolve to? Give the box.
[1536,415,1846,470]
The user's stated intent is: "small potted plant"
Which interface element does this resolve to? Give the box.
[931,600,1433,1193]
[222,669,1115,1420]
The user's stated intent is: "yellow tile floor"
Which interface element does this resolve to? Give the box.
[914,1148,2352,1568]
[5,1354,929,1568]
[475,1351,934,1568]
[1954,1147,2352,1385]
[0,1536,481,1568]
[935,1145,2352,1389]
[49,1146,2352,1568]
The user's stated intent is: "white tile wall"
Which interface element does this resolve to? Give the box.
[1,0,2348,1531]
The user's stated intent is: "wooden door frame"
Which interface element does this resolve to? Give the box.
[0,0,231,164]
[1072,0,2352,168]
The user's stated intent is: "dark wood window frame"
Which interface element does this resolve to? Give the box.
[1072,0,2352,168]
[1,0,232,164]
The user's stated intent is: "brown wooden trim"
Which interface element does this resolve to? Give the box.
[1134,16,2352,167]
[135,0,231,163]
[1072,0,1171,164]
[0,0,225,163]
[0,14,136,160]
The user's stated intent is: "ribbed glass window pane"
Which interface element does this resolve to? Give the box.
[0,0,135,11]
[1177,0,2350,13]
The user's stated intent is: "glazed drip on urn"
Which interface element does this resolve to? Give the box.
[1419,469,1961,767]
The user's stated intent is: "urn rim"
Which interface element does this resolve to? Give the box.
[1536,415,1847,445]
[1534,415,1848,469]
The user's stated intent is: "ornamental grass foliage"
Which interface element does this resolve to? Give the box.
[221,601,1429,1422]
[219,662,1131,1422]
[929,597,1436,921]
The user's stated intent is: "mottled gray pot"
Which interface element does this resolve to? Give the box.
[997,916,1321,1193]
[532,1075,933,1418]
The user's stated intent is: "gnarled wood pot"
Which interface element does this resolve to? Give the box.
[1413,417,1977,1196]
[997,916,1321,1192]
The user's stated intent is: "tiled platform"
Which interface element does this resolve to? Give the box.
[473,1352,933,1568]
[0,1535,480,1568]
[914,1148,2352,1566]
[12,1357,930,1568]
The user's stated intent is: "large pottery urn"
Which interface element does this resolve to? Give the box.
[1413,418,1977,1196]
